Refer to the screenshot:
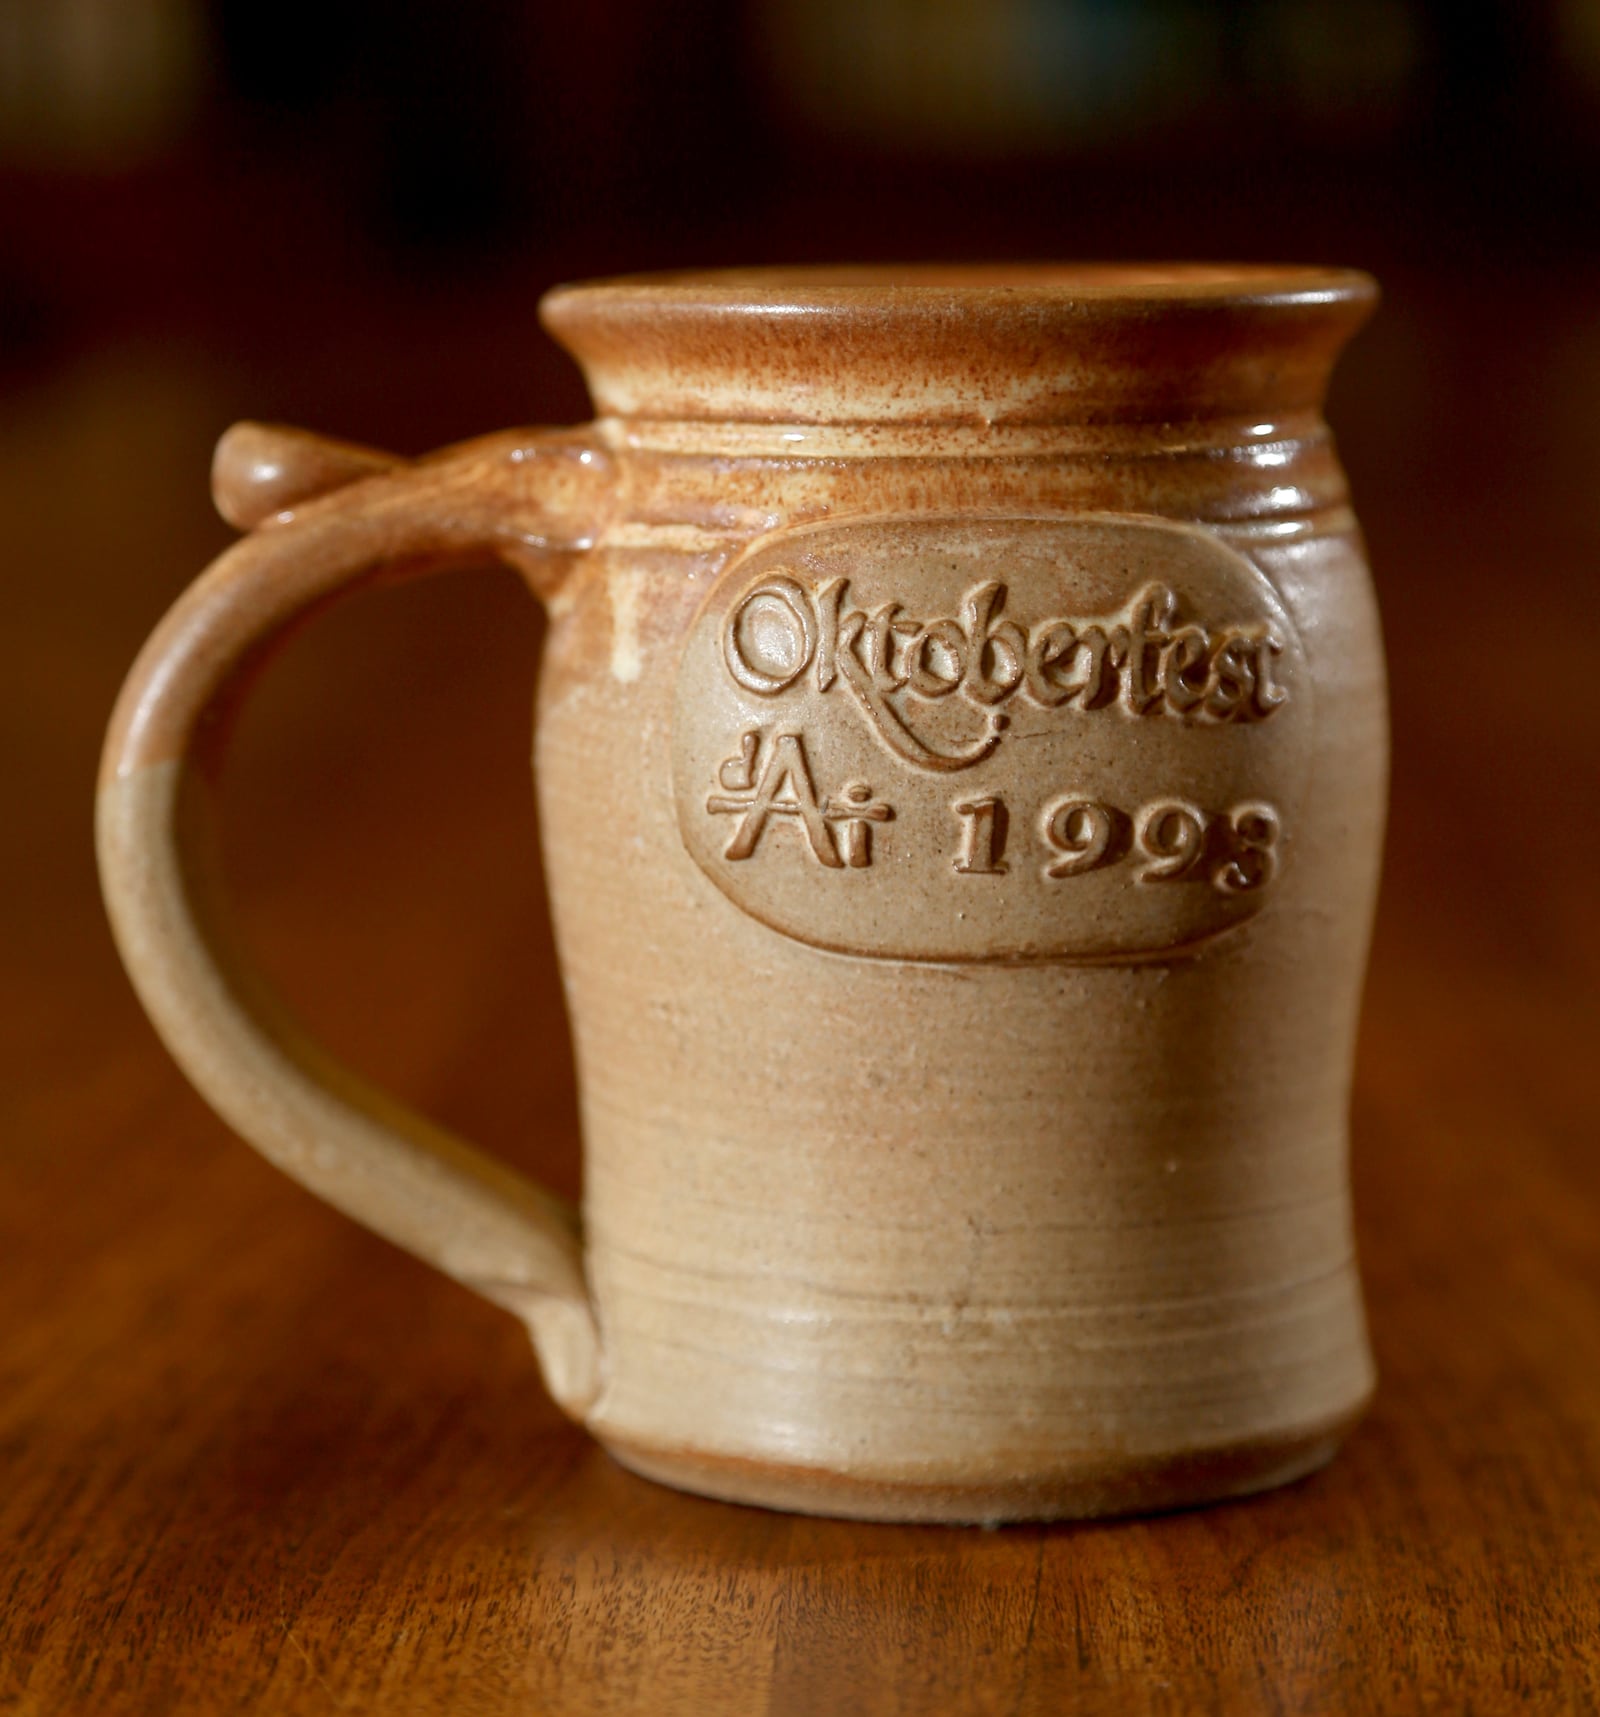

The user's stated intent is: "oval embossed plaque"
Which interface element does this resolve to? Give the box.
[672,514,1312,962]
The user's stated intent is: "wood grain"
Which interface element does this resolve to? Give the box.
[4,280,1599,1713]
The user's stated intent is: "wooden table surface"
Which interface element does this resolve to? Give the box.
[4,273,1599,1713]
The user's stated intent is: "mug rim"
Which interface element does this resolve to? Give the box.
[539,262,1378,425]
[544,262,1376,315]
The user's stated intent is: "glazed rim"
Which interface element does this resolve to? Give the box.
[539,263,1377,425]
[544,262,1375,314]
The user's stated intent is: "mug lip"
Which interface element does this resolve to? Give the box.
[544,261,1377,316]
[540,262,1378,426]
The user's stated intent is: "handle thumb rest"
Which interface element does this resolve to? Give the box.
[209,421,613,603]
[213,422,402,528]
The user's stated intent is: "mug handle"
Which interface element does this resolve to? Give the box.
[96,421,613,1418]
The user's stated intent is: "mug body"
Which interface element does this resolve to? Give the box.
[533,267,1385,1521]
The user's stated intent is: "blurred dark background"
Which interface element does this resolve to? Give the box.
[3,0,1597,1182]
[4,0,1600,429]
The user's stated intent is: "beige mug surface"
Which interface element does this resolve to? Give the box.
[98,265,1385,1522]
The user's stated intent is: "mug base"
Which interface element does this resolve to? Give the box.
[599,1404,1367,1525]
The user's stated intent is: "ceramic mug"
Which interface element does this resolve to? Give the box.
[98,266,1385,1522]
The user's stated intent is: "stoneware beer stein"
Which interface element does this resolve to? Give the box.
[98,265,1386,1522]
